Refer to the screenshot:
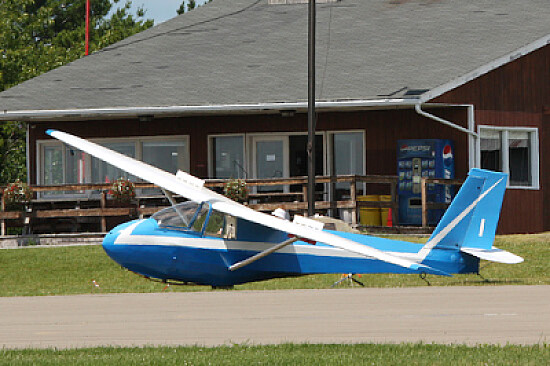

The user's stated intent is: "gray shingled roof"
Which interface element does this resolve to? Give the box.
[1,0,550,117]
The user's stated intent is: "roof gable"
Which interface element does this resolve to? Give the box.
[1,0,550,118]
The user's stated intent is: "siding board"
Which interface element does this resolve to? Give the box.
[432,45,550,233]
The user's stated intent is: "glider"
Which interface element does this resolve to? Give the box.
[47,130,523,287]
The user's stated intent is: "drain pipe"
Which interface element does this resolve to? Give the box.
[414,103,477,137]
[415,103,478,169]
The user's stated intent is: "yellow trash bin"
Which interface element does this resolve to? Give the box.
[358,195,381,226]
[379,195,392,227]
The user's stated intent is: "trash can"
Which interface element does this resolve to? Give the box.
[379,195,392,227]
[358,195,381,226]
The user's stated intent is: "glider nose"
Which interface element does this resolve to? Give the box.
[102,226,124,265]
[102,220,141,266]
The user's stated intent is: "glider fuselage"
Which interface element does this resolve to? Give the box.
[103,218,479,287]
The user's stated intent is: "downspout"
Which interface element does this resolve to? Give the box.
[414,102,479,170]
[414,103,477,137]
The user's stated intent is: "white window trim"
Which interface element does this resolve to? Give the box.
[250,135,290,186]
[208,132,328,180]
[245,131,327,179]
[326,130,366,177]
[326,130,367,201]
[37,140,65,188]
[207,134,246,179]
[476,125,539,190]
[37,135,190,196]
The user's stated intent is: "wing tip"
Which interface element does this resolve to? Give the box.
[45,129,57,136]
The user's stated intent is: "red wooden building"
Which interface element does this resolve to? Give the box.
[1,0,549,233]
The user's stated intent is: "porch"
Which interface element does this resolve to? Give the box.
[0,176,461,236]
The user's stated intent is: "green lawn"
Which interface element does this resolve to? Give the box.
[0,344,547,365]
[0,234,548,297]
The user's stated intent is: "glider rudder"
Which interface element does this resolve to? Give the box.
[420,168,507,257]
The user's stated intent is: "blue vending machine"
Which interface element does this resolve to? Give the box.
[397,139,455,226]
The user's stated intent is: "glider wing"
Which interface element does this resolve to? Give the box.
[47,130,449,276]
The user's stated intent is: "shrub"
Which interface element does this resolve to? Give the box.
[223,179,249,203]
[2,179,32,211]
[109,177,136,203]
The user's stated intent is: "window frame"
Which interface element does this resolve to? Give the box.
[326,130,366,178]
[36,135,190,197]
[207,133,247,179]
[207,132,328,180]
[476,125,539,190]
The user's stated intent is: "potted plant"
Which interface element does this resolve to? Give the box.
[2,179,33,211]
[109,177,136,204]
[223,179,249,203]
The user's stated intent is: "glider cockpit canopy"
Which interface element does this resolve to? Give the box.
[152,201,236,239]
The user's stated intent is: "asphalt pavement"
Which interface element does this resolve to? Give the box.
[1,285,548,349]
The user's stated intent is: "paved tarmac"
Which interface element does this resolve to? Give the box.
[0,285,548,349]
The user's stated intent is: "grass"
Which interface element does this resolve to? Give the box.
[1,236,548,362]
[0,344,547,365]
[0,234,548,297]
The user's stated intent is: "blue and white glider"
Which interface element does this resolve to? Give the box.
[47,130,523,287]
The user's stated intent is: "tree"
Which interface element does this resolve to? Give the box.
[0,0,153,92]
[0,122,26,184]
[0,0,154,183]
[177,0,199,15]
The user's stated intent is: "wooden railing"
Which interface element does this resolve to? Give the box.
[0,175,399,235]
[420,177,464,228]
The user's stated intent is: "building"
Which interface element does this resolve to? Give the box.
[1,0,549,233]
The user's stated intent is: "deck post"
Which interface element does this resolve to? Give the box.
[350,178,357,226]
[302,184,309,216]
[391,178,398,226]
[100,191,107,232]
[1,194,5,236]
[421,178,428,228]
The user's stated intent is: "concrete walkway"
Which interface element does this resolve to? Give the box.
[1,285,548,349]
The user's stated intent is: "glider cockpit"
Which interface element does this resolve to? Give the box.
[152,201,237,240]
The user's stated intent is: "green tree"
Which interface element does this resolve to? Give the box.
[0,0,154,183]
[177,0,200,15]
[0,0,153,92]
[0,122,26,184]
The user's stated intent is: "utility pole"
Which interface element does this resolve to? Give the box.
[85,0,90,55]
[307,0,316,217]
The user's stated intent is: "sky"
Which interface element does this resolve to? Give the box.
[110,0,208,25]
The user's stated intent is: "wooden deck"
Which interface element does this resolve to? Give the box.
[0,176,460,235]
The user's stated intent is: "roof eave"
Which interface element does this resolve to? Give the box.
[0,98,420,122]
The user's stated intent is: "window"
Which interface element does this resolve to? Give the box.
[211,135,245,179]
[478,126,539,189]
[153,201,209,233]
[329,131,365,198]
[38,136,189,196]
[480,130,501,172]
[91,142,136,183]
[43,145,63,185]
[508,131,531,186]
[142,140,188,174]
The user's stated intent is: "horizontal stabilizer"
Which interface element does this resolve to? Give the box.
[461,247,524,264]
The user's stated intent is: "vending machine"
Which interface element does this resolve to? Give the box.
[397,139,455,226]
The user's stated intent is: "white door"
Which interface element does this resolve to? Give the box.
[252,136,289,192]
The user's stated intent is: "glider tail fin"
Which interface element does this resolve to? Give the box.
[418,169,508,260]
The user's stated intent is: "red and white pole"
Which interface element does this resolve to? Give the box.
[85,0,90,55]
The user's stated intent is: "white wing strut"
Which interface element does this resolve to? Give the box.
[229,237,299,271]
[47,130,450,276]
